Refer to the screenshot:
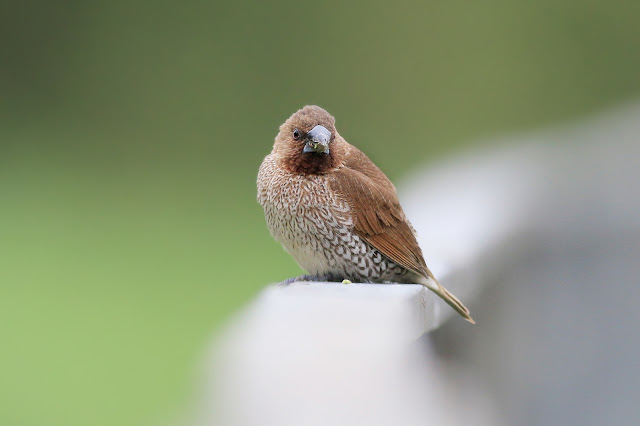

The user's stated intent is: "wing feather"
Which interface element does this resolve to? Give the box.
[329,146,430,278]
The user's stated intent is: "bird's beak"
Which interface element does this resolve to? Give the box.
[303,125,331,155]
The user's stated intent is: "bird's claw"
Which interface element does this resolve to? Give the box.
[277,275,329,286]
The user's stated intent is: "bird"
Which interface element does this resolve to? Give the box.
[257,105,474,323]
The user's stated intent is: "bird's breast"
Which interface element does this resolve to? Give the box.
[257,155,356,274]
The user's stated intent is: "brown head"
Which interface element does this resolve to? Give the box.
[272,105,347,175]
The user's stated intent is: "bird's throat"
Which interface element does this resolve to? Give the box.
[287,151,337,175]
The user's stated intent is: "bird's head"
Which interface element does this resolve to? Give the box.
[272,105,345,175]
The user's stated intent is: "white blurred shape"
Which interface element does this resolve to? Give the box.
[195,284,495,426]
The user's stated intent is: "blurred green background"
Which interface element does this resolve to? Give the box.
[1,1,639,425]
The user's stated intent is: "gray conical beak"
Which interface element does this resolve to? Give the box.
[303,125,331,154]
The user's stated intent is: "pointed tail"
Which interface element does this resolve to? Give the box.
[419,274,475,324]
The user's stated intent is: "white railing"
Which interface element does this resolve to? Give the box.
[190,102,640,426]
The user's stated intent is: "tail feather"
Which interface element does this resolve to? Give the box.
[419,275,475,324]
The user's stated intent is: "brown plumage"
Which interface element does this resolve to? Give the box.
[257,105,474,323]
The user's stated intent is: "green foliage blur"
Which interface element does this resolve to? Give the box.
[1,1,639,425]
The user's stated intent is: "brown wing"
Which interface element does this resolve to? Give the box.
[329,145,430,278]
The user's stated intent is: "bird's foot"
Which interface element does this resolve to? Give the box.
[277,274,332,286]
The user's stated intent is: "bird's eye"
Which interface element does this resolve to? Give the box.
[292,128,301,140]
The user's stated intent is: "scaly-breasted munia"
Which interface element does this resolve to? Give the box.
[257,105,474,323]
